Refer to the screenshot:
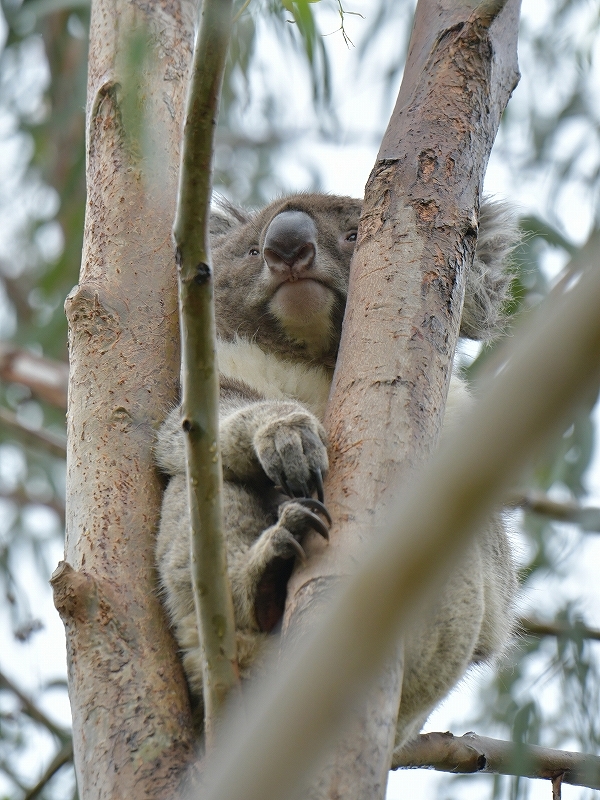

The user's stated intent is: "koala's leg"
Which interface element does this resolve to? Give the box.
[391,515,516,760]
[156,476,279,700]
[472,513,516,660]
[227,487,329,634]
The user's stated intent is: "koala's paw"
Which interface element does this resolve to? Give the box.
[254,411,328,500]
[267,499,331,562]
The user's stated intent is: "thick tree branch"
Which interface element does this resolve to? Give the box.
[60,0,200,794]
[194,234,600,800]
[0,342,68,409]
[283,0,521,795]
[392,731,600,789]
[0,407,66,459]
[172,0,239,743]
[509,490,600,532]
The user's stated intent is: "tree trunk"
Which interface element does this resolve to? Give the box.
[284,0,521,796]
[52,0,198,797]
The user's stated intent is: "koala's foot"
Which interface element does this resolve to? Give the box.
[249,499,330,633]
[268,499,330,562]
[254,411,328,501]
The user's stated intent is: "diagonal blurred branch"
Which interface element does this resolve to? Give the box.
[392,732,600,789]
[0,407,66,458]
[0,342,68,410]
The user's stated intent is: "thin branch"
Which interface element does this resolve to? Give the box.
[508,490,600,532]
[0,669,70,741]
[0,407,67,459]
[23,740,74,800]
[0,759,28,792]
[0,342,68,410]
[172,0,239,744]
[519,617,600,642]
[552,773,564,800]
[0,486,65,526]
[392,732,600,790]
[195,235,600,800]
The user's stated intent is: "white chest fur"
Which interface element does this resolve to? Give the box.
[217,338,333,421]
[216,337,470,428]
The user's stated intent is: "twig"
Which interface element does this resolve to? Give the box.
[172,0,239,744]
[552,772,563,800]
[0,669,69,740]
[0,406,66,459]
[519,617,600,642]
[508,490,600,532]
[22,740,74,800]
[0,342,68,410]
[392,732,599,790]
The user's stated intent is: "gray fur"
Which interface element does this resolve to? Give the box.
[155,192,517,751]
[462,199,519,340]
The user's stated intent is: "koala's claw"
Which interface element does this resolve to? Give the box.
[314,468,324,503]
[275,471,326,507]
[296,497,332,527]
[282,533,307,563]
[299,508,329,540]
[277,474,294,498]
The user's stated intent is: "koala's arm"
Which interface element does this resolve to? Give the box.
[155,398,328,497]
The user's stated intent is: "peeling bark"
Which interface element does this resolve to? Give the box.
[59,0,198,796]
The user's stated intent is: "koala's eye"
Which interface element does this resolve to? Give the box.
[346,231,357,242]
[248,247,260,257]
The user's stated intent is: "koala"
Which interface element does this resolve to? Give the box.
[155,192,517,752]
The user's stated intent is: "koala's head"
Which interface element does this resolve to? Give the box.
[210,193,361,367]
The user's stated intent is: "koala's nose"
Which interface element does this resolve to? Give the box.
[263,210,317,277]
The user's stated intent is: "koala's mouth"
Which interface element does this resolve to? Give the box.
[270,277,333,322]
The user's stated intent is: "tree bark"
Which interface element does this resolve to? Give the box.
[54,0,198,796]
[284,0,520,797]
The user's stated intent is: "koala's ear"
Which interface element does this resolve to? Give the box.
[210,210,238,237]
[210,197,251,238]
